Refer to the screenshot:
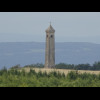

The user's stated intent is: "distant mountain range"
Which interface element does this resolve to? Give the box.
[0,42,100,68]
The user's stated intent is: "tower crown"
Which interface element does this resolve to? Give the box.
[45,24,55,33]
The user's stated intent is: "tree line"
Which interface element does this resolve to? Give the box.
[15,61,100,70]
[4,61,100,71]
[55,61,100,70]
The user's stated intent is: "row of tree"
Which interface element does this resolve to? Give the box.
[55,61,100,70]
[8,61,100,70]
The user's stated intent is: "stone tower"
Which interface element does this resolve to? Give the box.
[45,24,55,68]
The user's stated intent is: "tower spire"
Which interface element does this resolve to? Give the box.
[50,21,51,25]
[46,23,55,33]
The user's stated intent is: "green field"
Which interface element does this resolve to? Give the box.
[23,67,100,75]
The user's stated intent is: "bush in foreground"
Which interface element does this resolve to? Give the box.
[0,68,100,87]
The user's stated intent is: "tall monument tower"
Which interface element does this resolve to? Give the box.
[45,23,55,68]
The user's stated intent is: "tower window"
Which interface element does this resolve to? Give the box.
[47,35,48,37]
[51,35,53,38]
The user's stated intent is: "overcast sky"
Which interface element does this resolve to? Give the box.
[0,12,100,44]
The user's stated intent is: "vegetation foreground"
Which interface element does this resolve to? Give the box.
[0,68,100,87]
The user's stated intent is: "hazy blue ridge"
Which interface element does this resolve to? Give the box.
[0,42,100,68]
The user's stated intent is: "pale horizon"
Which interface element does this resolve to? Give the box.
[0,12,100,44]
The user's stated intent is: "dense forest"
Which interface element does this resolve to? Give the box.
[0,67,100,87]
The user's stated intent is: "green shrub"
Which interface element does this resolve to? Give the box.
[0,68,100,87]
